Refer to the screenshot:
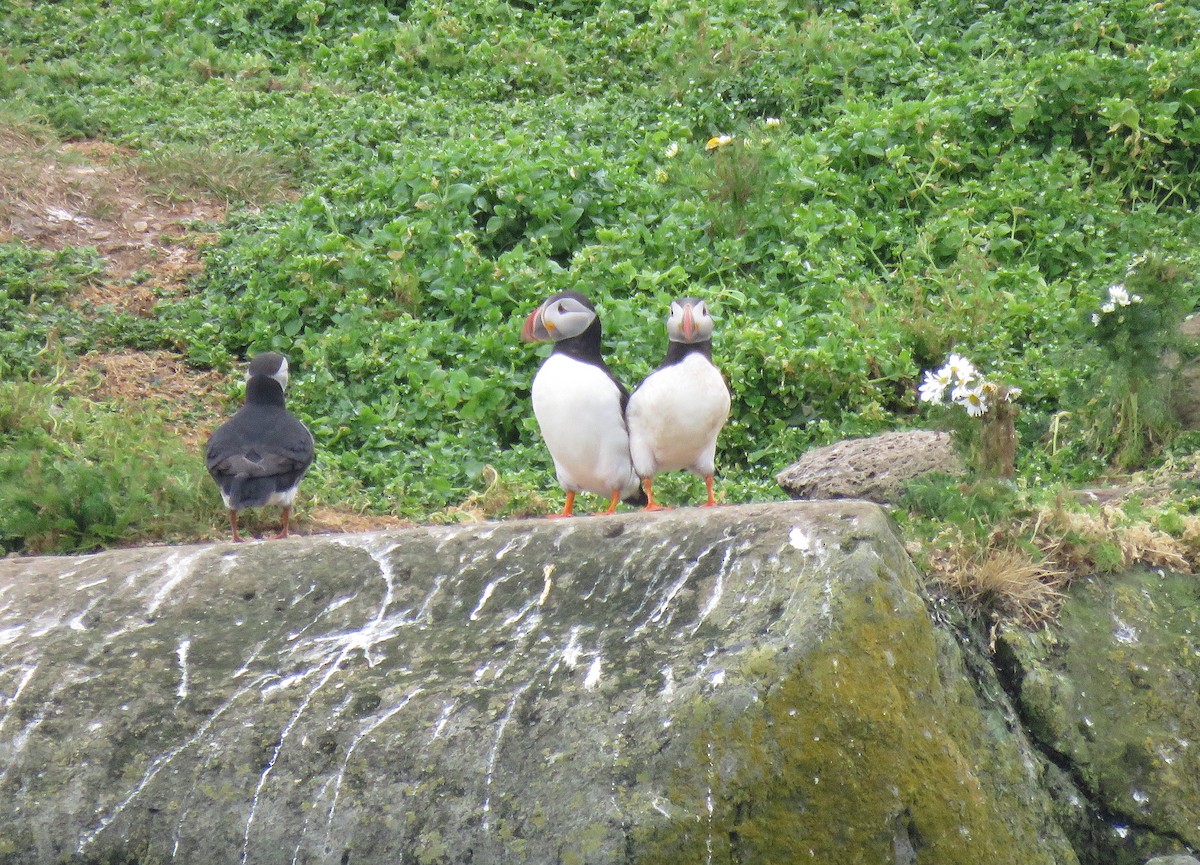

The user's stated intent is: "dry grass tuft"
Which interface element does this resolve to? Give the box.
[301,508,414,535]
[66,350,228,449]
[930,543,1068,633]
[443,465,551,521]
[1033,504,1192,574]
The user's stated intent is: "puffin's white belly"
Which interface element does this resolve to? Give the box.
[627,353,730,478]
[531,354,638,497]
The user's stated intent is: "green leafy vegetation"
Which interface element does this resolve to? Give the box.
[1,0,1199,553]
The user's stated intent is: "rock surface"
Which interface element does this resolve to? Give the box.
[997,566,1200,864]
[0,502,1075,865]
[775,429,963,503]
[1171,315,1200,430]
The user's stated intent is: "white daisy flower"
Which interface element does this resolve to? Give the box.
[946,354,977,384]
[1107,284,1131,306]
[665,142,679,158]
[952,384,988,417]
[1006,386,1022,401]
[1091,313,1101,326]
[918,367,953,404]
[764,117,782,127]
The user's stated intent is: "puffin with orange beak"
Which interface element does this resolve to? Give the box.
[626,298,731,509]
[520,290,644,517]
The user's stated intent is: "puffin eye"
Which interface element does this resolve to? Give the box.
[557,302,567,314]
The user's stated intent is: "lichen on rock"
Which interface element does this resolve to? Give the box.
[0,502,1086,864]
[997,566,1200,862]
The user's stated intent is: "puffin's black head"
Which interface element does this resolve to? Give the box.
[244,352,290,406]
[247,352,290,387]
[520,291,600,346]
[665,298,716,345]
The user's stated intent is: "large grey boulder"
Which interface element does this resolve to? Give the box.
[775,429,964,503]
[0,502,1073,864]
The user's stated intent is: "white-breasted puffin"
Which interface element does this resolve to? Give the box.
[205,352,315,542]
[520,290,645,517]
[626,297,731,509]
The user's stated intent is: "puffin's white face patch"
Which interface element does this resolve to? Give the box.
[540,297,596,341]
[666,299,715,344]
[272,356,290,391]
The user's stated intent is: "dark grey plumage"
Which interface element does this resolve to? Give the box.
[205,352,314,541]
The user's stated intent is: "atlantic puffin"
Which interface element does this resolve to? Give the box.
[205,352,315,541]
[626,298,731,509]
[520,291,644,517]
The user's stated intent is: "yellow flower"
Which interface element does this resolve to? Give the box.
[706,134,733,151]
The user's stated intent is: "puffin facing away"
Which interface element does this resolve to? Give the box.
[626,298,731,509]
[520,290,644,517]
[205,352,315,542]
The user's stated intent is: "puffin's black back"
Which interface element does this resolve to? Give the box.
[205,372,314,510]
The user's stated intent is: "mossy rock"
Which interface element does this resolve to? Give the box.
[0,502,1074,864]
[998,567,1200,862]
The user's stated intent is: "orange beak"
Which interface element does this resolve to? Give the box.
[679,303,697,341]
[520,305,548,343]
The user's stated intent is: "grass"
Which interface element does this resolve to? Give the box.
[136,144,298,205]
[0,0,1199,580]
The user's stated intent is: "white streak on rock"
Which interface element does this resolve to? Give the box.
[705,739,716,865]
[175,639,191,701]
[470,577,503,621]
[632,541,719,637]
[431,700,457,741]
[691,545,733,634]
[78,672,273,855]
[482,679,535,830]
[0,664,38,739]
[242,658,343,864]
[286,777,334,865]
[494,535,530,561]
[68,595,103,632]
[789,526,813,552]
[660,665,676,698]
[324,688,424,848]
[145,550,205,616]
[583,656,603,690]
[412,573,448,625]
[562,626,584,669]
[243,538,402,862]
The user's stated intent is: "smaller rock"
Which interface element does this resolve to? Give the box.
[1168,315,1200,430]
[775,429,963,503]
[1144,857,1200,865]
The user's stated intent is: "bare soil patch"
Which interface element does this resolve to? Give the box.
[0,136,224,315]
[2,131,405,539]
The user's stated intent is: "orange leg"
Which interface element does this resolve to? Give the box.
[273,506,292,539]
[546,490,576,519]
[642,477,667,512]
[229,510,244,543]
[600,489,621,515]
[701,475,718,507]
